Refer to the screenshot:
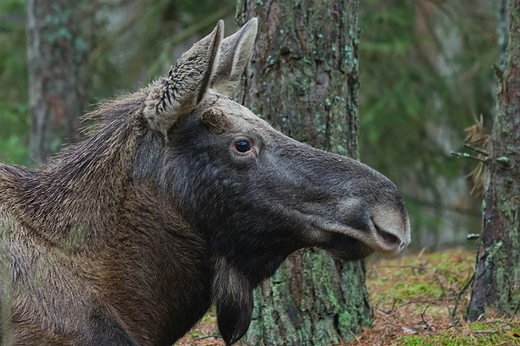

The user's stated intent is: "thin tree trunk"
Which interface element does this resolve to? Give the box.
[467,0,520,320]
[236,1,371,344]
[27,0,92,164]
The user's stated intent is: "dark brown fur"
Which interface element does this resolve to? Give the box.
[0,19,410,345]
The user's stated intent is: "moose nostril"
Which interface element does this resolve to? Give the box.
[374,224,400,247]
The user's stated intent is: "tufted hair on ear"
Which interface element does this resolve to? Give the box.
[210,18,258,96]
[144,20,224,139]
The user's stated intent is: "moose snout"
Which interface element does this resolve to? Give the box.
[369,207,411,255]
[331,193,410,256]
[374,223,401,248]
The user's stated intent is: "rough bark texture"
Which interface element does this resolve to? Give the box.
[468,0,520,320]
[27,0,92,164]
[236,0,371,344]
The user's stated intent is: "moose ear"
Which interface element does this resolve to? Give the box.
[144,20,224,138]
[210,18,258,96]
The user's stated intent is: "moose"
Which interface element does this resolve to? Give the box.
[0,19,410,346]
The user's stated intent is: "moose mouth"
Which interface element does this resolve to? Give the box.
[313,218,407,257]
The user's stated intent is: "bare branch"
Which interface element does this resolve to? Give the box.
[463,144,489,156]
[450,151,489,163]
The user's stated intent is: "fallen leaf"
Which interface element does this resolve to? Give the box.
[505,330,520,338]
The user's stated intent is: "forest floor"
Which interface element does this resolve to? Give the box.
[176,248,520,346]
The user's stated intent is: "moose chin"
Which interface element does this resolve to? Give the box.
[0,18,410,346]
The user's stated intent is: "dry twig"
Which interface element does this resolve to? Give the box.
[450,273,475,323]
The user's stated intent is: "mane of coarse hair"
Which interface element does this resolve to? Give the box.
[0,89,152,246]
[48,90,148,169]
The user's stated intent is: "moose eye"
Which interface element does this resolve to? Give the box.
[235,140,251,153]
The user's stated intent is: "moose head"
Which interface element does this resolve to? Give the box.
[134,18,410,343]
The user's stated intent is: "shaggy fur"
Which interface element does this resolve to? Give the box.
[0,19,410,345]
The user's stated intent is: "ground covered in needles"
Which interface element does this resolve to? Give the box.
[176,248,520,346]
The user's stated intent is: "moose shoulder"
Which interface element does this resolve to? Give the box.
[0,19,410,346]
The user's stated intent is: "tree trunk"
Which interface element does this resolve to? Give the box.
[27,0,92,164]
[236,1,371,344]
[467,0,520,320]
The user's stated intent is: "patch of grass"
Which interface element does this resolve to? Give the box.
[395,322,520,345]
[352,248,519,345]
[367,248,475,314]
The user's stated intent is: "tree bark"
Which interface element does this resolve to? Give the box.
[27,0,92,164]
[236,0,371,344]
[467,0,520,320]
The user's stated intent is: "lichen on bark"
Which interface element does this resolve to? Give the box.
[236,0,370,344]
[467,0,520,320]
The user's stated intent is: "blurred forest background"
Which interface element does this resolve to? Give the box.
[0,0,500,249]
